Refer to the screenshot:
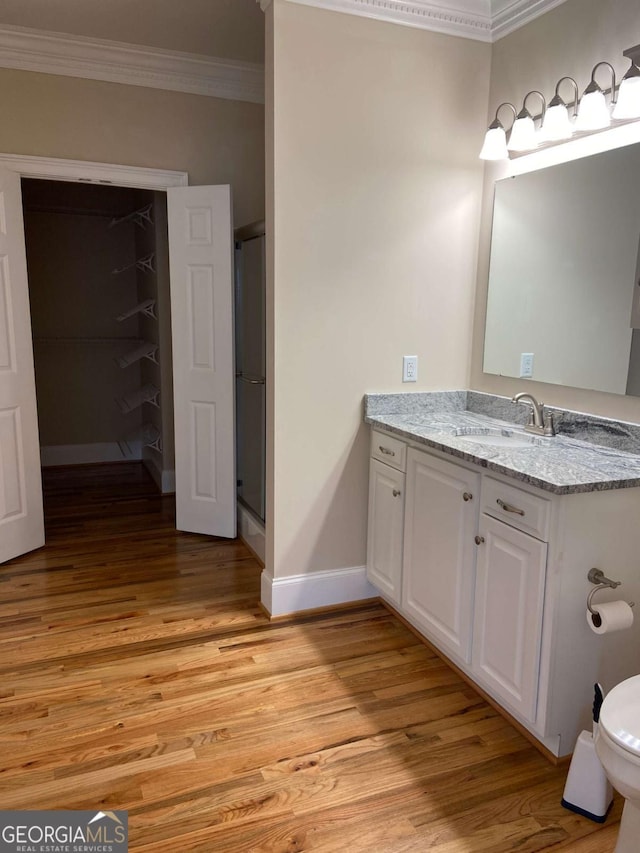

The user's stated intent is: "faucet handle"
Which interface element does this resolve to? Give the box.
[543,410,556,436]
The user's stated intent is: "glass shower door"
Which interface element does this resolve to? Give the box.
[235,223,265,522]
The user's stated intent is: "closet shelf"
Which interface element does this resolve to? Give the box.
[109,203,153,230]
[116,383,160,414]
[118,422,162,456]
[116,341,158,368]
[34,336,141,345]
[112,253,155,276]
[116,298,157,322]
[111,252,156,275]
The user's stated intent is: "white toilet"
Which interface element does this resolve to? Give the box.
[595,675,640,852]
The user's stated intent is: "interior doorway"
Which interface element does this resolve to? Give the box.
[0,155,239,564]
[21,178,176,495]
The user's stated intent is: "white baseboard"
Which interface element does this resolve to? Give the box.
[41,442,139,466]
[261,564,377,618]
[238,503,265,563]
[143,457,175,494]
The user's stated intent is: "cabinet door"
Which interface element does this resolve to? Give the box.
[402,448,479,663]
[472,514,547,722]
[367,459,405,605]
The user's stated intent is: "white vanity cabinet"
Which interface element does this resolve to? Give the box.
[366,431,406,605]
[402,448,479,664]
[366,427,640,757]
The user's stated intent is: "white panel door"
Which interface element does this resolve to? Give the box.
[0,166,44,563]
[168,185,236,538]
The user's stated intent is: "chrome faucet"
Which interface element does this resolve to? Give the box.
[512,392,555,436]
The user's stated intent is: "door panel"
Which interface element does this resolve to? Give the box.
[168,185,236,538]
[472,515,547,722]
[0,167,44,562]
[402,449,479,663]
[367,459,404,604]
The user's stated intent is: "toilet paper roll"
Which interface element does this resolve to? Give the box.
[586,600,634,635]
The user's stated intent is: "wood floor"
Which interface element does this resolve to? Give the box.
[0,463,622,851]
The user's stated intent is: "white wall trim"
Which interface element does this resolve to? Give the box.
[261,565,377,617]
[0,23,265,104]
[238,503,266,563]
[143,457,176,494]
[41,442,139,467]
[280,0,568,42]
[0,153,188,189]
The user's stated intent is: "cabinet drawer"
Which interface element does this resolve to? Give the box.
[482,477,550,541]
[371,430,407,472]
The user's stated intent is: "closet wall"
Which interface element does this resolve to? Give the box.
[23,179,174,490]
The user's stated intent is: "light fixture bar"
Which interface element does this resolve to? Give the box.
[480,42,640,160]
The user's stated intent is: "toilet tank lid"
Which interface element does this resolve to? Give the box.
[600,674,640,755]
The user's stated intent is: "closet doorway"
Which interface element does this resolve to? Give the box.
[0,156,237,564]
[22,178,175,492]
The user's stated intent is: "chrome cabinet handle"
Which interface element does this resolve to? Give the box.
[392,489,401,497]
[496,498,525,516]
[379,446,395,457]
[463,492,473,502]
[475,535,485,545]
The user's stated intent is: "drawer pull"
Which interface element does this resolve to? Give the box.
[463,492,473,502]
[379,446,396,457]
[475,535,485,545]
[497,498,525,516]
[392,489,402,497]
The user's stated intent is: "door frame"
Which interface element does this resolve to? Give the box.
[0,153,188,190]
[3,151,189,525]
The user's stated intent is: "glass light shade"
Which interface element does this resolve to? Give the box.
[479,126,509,160]
[541,102,574,140]
[612,74,640,119]
[576,89,611,130]
[507,115,537,151]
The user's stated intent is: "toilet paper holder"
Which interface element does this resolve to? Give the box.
[587,568,635,616]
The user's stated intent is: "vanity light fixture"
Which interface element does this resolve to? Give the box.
[508,91,546,151]
[575,62,616,130]
[479,42,640,160]
[613,49,640,119]
[479,102,516,160]
[542,77,578,140]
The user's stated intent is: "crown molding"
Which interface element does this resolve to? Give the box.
[284,0,492,41]
[277,0,569,42]
[0,24,265,104]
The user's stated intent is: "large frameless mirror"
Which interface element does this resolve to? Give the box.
[483,141,640,396]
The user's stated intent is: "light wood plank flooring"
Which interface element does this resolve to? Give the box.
[0,463,621,851]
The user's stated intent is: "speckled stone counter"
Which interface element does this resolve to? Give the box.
[364,391,640,495]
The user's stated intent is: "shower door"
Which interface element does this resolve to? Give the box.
[234,221,265,522]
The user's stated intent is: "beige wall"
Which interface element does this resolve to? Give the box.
[0,68,265,226]
[267,1,491,579]
[471,0,640,423]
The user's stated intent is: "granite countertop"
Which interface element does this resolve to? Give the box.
[364,391,640,495]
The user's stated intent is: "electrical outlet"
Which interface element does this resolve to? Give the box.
[520,352,534,378]
[403,355,418,382]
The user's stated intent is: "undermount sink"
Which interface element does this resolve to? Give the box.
[454,429,542,448]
